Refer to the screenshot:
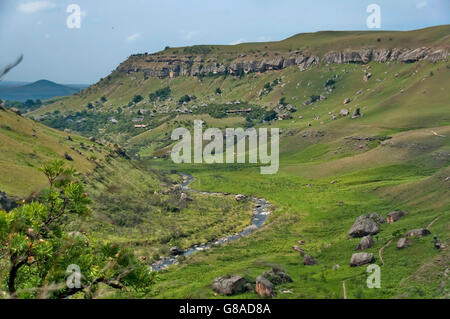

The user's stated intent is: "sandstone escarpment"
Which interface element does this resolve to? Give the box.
[117,46,448,79]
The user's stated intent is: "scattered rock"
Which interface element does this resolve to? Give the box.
[350,252,375,267]
[10,107,21,115]
[386,210,408,223]
[279,289,293,294]
[292,246,305,255]
[356,235,374,250]
[65,136,73,141]
[297,240,306,245]
[212,275,248,296]
[64,153,73,161]
[114,147,130,159]
[235,194,247,202]
[169,247,184,256]
[352,108,361,118]
[332,264,340,270]
[343,98,351,105]
[363,73,372,82]
[303,254,318,265]
[180,193,192,202]
[348,215,380,238]
[261,268,293,285]
[397,237,410,249]
[255,276,274,298]
[0,190,18,212]
[339,108,349,116]
[406,228,431,238]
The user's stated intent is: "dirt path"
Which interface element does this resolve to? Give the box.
[378,239,393,266]
[426,216,441,230]
[342,281,347,299]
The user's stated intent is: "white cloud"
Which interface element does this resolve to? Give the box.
[181,30,198,40]
[127,33,141,42]
[416,1,427,9]
[18,1,56,14]
[230,38,245,45]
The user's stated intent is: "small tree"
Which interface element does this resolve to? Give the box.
[0,160,154,298]
[132,95,143,104]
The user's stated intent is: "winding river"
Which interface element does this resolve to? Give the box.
[150,173,272,271]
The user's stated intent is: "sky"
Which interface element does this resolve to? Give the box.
[0,0,448,84]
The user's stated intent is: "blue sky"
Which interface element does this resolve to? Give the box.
[0,0,448,84]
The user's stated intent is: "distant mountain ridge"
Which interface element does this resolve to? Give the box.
[0,79,89,102]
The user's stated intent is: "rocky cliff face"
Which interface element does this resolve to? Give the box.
[117,47,448,79]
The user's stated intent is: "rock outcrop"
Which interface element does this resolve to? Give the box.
[303,254,318,265]
[406,228,431,238]
[350,252,375,267]
[348,214,381,238]
[356,235,374,250]
[255,276,274,298]
[397,237,410,249]
[386,210,408,223]
[261,268,293,285]
[116,47,448,79]
[212,275,248,296]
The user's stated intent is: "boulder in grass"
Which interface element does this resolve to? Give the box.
[169,247,184,256]
[212,275,248,296]
[255,276,274,298]
[386,210,408,223]
[261,268,293,285]
[350,252,375,267]
[64,152,73,161]
[348,215,380,238]
[0,191,18,212]
[339,108,349,117]
[406,228,431,238]
[356,235,374,250]
[397,238,410,249]
[235,194,247,202]
[303,254,318,265]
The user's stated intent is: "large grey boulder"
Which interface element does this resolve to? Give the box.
[406,228,431,238]
[349,215,380,238]
[386,210,408,223]
[212,275,248,296]
[350,252,375,267]
[255,276,274,298]
[356,235,374,250]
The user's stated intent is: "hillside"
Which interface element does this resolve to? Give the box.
[5,25,450,299]
[0,79,88,102]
